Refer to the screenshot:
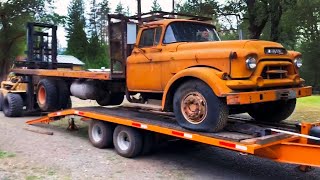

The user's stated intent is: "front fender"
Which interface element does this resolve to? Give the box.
[161,67,232,110]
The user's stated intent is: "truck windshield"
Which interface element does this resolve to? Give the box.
[163,21,220,44]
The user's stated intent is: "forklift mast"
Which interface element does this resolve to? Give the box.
[26,22,57,69]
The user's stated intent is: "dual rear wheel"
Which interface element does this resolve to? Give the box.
[88,121,153,158]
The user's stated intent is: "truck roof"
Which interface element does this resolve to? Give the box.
[145,18,214,27]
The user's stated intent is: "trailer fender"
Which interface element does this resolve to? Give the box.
[162,67,232,111]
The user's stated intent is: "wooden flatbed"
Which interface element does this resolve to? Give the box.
[26,105,320,171]
[11,68,112,80]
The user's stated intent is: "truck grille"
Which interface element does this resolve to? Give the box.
[261,65,288,79]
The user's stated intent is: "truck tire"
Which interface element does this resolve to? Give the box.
[3,93,23,117]
[110,93,124,105]
[173,79,228,132]
[56,80,71,109]
[0,92,4,111]
[96,93,124,106]
[113,125,143,158]
[37,79,58,111]
[96,93,111,106]
[248,99,296,123]
[88,120,114,148]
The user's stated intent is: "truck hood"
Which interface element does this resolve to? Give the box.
[172,40,287,79]
[176,40,284,54]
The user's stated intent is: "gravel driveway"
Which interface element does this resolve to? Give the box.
[0,100,320,179]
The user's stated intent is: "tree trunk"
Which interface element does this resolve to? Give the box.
[246,0,269,39]
[270,0,283,42]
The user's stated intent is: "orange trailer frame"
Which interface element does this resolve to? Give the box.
[26,106,320,170]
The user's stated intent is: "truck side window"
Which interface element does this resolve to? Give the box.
[139,29,154,47]
[163,25,176,44]
[139,27,162,47]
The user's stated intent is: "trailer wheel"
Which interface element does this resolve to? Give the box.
[3,93,23,117]
[248,99,296,122]
[173,79,228,132]
[37,79,58,111]
[141,131,155,155]
[56,80,71,109]
[88,120,114,148]
[113,125,143,158]
[0,92,4,111]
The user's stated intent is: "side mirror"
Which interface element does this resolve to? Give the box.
[127,23,137,45]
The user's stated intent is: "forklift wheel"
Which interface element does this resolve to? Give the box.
[0,92,3,111]
[37,79,58,111]
[56,80,71,109]
[3,93,23,117]
[113,125,143,158]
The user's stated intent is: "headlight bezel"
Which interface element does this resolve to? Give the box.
[294,57,303,69]
[245,56,257,70]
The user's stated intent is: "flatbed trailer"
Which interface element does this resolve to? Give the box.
[26,105,320,171]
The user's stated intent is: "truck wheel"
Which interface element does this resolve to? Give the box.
[248,99,296,123]
[37,79,58,111]
[3,93,23,117]
[88,120,114,148]
[96,93,111,106]
[110,93,124,105]
[0,92,4,111]
[113,125,143,158]
[96,93,124,106]
[173,80,228,132]
[56,80,70,109]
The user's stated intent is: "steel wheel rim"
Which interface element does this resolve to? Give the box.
[38,86,46,105]
[117,131,130,151]
[92,125,103,142]
[181,91,208,124]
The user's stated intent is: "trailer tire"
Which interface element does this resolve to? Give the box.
[141,131,154,155]
[113,125,143,158]
[173,79,228,132]
[0,92,4,111]
[57,80,71,109]
[3,93,23,117]
[248,99,296,123]
[37,79,58,111]
[88,120,114,148]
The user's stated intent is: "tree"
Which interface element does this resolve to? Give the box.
[86,0,110,69]
[97,0,110,43]
[115,2,124,14]
[0,0,56,80]
[66,0,88,61]
[176,0,220,17]
[151,0,162,11]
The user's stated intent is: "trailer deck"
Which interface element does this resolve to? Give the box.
[26,105,320,169]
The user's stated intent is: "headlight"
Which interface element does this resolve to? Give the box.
[294,57,302,68]
[245,57,257,70]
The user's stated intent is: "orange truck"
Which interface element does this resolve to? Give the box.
[3,12,312,133]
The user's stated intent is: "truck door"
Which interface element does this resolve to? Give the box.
[127,27,163,92]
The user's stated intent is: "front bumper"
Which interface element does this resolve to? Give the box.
[226,86,312,105]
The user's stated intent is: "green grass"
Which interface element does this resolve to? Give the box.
[287,95,320,122]
[0,150,16,159]
[25,176,42,180]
